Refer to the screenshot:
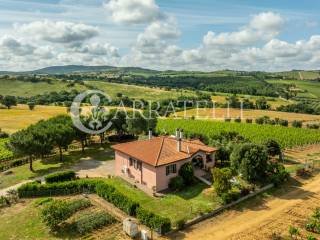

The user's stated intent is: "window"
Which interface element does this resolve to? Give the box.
[130,157,142,171]
[166,164,177,176]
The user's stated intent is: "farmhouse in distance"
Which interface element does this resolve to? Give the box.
[112,129,217,193]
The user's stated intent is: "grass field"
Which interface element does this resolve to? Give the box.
[0,105,67,133]
[0,79,87,97]
[157,119,320,148]
[0,78,196,101]
[267,79,320,99]
[174,108,320,123]
[211,94,293,109]
[87,81,196,100]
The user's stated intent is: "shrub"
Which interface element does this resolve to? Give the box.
[168,176,184,191]
[255,117,265,125]
[224,118,231,122]
[220,188,241,204]
[136,207,171,234]
[307,124,320,129]
[278,119,288,127]
[75,211,116,235]
[45,171,76,183]
[175,219,186,230]
[18,179,101,198]
[246,119,253,124]
[41,198,91,230]
[212,168,232,195]
[96,182,139,216]
[179,162,194,185]
[267,163,289,186]
[234,117,241,123]
[292,120,303,128]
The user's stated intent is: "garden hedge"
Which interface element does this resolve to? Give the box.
[136,207,171,234]
[17,179,171,234]
[45,170,76,183]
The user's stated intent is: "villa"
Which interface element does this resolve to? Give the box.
[112,129,217,193]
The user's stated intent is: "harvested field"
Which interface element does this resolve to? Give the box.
[175,108,320,124]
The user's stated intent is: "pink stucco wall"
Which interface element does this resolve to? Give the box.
[115,150,216,192]
[114,151,157,190]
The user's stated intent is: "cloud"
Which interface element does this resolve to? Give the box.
[76,42,120,57]
[203,12,284,48]
[0,35,35,56]
[104,0,163,24]
[16,20,99,44]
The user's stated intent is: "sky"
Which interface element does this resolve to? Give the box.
[0,0,320,71]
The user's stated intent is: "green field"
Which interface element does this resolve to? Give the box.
[0,78,196,101]
[267,79,320,99]
[157,119,320,148]
[86,81,196,100]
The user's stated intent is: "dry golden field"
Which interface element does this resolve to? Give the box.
[0,105,67,133]
[175,108,320,124]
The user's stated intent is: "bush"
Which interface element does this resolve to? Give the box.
[136,207,171,234]
[96,182,139,216]
[292,120,303,128]
[246,119,253,124]
[45,171,76,183]
[179,162,194,185]
[278,119,288,127]
[75,211,116,235]
[168,176,184,191]
[267,163,289,186]
[234,117,241,123]
[220,188,241,204]
[224,118,231,122]
[41,198,91,230]
[18,179,101,198]
[307,124,320,129]
[212,168,232,195]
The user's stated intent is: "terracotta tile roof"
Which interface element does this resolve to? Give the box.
[112,136,217,167]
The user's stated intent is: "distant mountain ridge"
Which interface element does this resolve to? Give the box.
[0,65,159,75]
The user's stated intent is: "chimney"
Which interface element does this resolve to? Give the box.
[180,129,183,139]
[148,129,152,140]
[176,128,182,152]
[177,138,182,152]
[175,128,180,140]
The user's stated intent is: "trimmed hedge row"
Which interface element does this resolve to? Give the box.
[45,170,76,183]
[17,179,172,234]
[137,207,171,234]
[95,182,139,216]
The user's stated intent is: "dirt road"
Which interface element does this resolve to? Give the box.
[171,174,320,240]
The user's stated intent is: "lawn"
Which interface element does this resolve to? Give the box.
[105,177,221,225]
[0,143,114,189]
[174,108,320,123]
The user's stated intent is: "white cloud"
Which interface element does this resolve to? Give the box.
[16,20,99,44]
[0,35,35,56]
[249,12,284,34]
[104,0,163,24]
[76,42,120,57]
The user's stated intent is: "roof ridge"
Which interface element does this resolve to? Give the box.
[155,137,165,166]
